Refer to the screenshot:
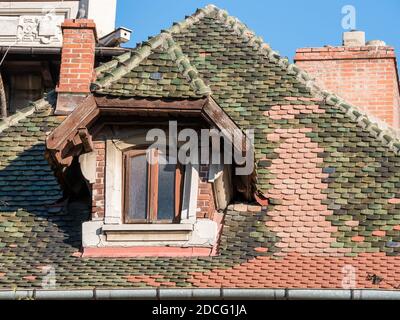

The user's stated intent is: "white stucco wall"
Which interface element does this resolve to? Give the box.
[87,0,117,38]
[82,219,218,248]
[0,1,78,46]
[0,0,117,46]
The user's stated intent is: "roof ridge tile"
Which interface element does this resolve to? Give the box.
[165,37,212,95]
[95,51,132,77]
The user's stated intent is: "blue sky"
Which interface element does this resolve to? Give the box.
[116,0,399,62]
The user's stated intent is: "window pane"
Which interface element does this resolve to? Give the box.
[157,163,176,221]
[126,154,147,221]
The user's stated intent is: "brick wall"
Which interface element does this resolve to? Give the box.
[294,46,400,127]
[90,147,216,221]
[56,19,96,94]
[197,164,216,219]
[92,140,105,219]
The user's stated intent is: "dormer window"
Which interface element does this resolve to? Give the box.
[49,99,241,253]
[123,148,184,224]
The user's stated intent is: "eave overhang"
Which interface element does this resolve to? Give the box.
[46,94,251,168]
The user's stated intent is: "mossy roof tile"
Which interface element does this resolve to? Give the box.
[1,5,400,290]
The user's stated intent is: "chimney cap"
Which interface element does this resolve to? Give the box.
[343,30,366,47]
[61,19,98,42]
[366,40,387,47]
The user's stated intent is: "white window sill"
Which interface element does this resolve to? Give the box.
[102,224,193,242]
[102,224,193,232]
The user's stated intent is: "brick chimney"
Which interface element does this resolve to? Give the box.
[55,19,97,115]
[294,31,400,128]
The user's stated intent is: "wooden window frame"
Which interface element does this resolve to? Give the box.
[123,148,184,224]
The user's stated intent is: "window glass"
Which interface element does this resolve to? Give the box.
[157,162,176,221]
[124,149,183,223]
[126,154,147,221]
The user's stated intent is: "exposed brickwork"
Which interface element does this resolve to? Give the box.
[197,164,216,219]
[90,145,216,221]
[56,19,96,94]
[88,141,216,221]
[92,140,105,219]
[294,46,400,127]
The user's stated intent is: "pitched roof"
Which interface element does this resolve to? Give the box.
[1,5,400,290]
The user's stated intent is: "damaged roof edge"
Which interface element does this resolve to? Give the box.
[0,288,400,300]
[0,91,56,134]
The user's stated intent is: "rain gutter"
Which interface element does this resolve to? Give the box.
[0,288,399,300]
[0,46,130,57]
